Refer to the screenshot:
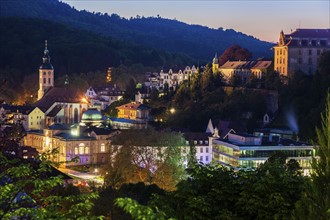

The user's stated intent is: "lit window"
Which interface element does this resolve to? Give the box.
[199,140,203,144]
[23,156,28,159]
[101,143,105,152]
[85,147,89,154]
[74,147,78,155]
[79,143,85,155]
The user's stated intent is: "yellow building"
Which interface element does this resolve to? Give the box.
[24,107,117,167]
[274,29,330,77]
[219,60,272,82]
[116,102,150,121]
[110,102,150,129]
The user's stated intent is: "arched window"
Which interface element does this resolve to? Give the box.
[79,143,85,155]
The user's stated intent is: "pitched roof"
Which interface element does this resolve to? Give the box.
[34,87,84,112]
[84,127,113,135]
[183,132,211,141]
[288,29,330,39]
[116,102,149,111]
[251,61,272,69]
[46,105,62,117]
[220,60,272,69]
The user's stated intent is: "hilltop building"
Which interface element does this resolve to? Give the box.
[273,29,330,76]
[38,40,54,101]
[212,54,272,82]
[144,66,198,91]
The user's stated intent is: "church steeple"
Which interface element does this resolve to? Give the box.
[212,53,219,73]
[38,40,54,100]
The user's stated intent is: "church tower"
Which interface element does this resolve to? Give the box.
[38,40,54,100]
[212,53,219,73]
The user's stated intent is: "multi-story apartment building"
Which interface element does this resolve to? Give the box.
[144,66,198,91]
[273,29,330,76]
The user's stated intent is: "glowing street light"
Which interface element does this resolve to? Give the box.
[170,108,176,114]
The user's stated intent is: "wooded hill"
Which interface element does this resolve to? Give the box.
[1,0,274,60]
[0,17,195,83]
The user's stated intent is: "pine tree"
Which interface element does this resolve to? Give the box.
[294,94,330,219]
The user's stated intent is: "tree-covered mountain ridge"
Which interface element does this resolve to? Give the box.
[1,0,274,60]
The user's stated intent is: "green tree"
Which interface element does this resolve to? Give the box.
[294,94,330,220]
[238,154,305,220]
[103,128,186,191]
[0,151,101,219]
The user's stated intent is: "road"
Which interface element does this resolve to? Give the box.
[58,168,104,185]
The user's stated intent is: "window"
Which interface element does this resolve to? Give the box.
[200,156,203,161]
[43,72,46,75]
[205,140,208,145]
[48,78,51,84]
[206,147,209,153]
[79,143,85,155]
[194,140,197,144]
[200,148,203,153]
[308,58,312,65]
[298,58,302,64]
[100,143,105,152]
[298,50,302,55]
[199,140,203,144]
[317,50,321,55]
[43,78,46,84]
[85,147,89,154]
[74,147,78,155]
[309,50,312,55]
[206,156,209,162]
[48,71,51,75]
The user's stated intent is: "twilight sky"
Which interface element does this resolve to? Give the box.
[61,0,329,43]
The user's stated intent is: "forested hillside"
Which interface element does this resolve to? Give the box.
[1,0,274,60]
[0,17,194,80]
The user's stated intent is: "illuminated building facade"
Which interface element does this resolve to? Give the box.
[29,42,89,131]
[274,29,330,76]
[213,59,272,82]
[110,102,150,129]
[212,132,315,175]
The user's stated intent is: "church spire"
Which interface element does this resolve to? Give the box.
[40,40,53,69]
[38,40,54,100]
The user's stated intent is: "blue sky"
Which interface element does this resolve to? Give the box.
[61,0,330,42]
